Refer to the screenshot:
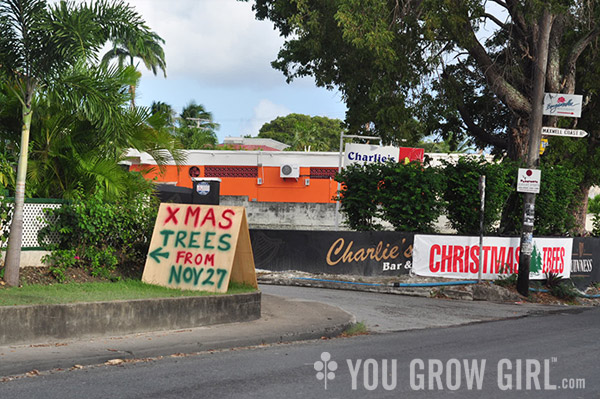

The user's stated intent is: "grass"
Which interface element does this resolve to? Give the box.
[0,280,257,307]
[341,321,368,337]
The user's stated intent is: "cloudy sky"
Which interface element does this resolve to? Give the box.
[125,0,347,141]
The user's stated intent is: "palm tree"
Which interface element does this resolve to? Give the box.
[25,65,183,200]
[176,102,219,149]
[102,30,166,107]
[0,0,160,286]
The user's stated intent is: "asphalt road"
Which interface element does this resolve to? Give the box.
[1,286,597,398]
[0,305,597,399]
[259,284,567,332]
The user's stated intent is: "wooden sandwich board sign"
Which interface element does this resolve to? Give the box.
[142,204,257,293]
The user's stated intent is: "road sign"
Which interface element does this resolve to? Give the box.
[541,127,588,138]
[517,168,541,194]
[543,93,582,118]
[539,138,548,155]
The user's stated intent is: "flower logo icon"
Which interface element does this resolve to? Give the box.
[558,96,565,103]
[314,352,337,390]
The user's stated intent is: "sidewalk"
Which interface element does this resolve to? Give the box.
[0,294,355,378]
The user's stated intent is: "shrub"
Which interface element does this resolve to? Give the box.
[39,175,159,279]
[334,162,384,230]
[442,157,514,234]
[378,161,444,232]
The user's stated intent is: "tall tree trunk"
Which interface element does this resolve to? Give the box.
[572,184,590,236]
[517,9,553,297]
[4,102,33,286]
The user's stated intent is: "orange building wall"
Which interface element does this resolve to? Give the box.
[131,164,339,203]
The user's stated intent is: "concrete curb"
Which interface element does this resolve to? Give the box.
[0,292,261,346]
[0,294,355,377]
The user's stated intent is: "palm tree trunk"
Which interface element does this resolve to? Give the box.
[4,103,33,286]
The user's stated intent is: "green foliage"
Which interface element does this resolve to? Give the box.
[149,101,219,149]
[379,161,444,232]
[334,162,383,230]
[532,165,578,235]
[335,160,443,232]
[501,163,578,236]
[442,157,513,234]
[42,249,78,282]
[258,113,344,151]
[544,273,578,301]
[588,195,600,214]
[494,273,518,288]
[39,178,159,279]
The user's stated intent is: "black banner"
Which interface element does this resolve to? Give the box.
[250,229,413,276]
[571,237,600,289]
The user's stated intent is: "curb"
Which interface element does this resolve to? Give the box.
[0,292,261,346]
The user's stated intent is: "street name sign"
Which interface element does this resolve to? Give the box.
[541,127,588,138]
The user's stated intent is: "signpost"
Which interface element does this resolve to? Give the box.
[517,168,541,194]
[142,204,258,293]
[542,127,588,137]
[542,93,583,117]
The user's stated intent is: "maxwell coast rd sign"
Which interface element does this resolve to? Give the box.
[542,127,588,138]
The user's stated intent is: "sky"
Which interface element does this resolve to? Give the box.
[124,0,348,142]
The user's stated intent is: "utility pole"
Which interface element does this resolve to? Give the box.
[517,9,553,296]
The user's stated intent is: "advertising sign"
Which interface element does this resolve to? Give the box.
[412,235,572,280]
[543,93,582,118]
[517,168,541,193]
[343,143,399,167]
[571,237,600,289]
[251,230,413,276]
[142,204,257,293]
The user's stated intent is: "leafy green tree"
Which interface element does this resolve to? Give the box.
[258,113,343,151]
[245,0,600,233]
[0,0,162,286]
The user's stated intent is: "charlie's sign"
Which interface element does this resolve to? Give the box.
[142,204,257,293]
[413,235,572,280]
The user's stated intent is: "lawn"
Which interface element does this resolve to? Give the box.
[0,280,257,307]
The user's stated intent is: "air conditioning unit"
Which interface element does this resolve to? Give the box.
[280,164,300,178]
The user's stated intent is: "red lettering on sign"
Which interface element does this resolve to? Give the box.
[219,209,235,229]
[165,206,180,225]
[470,246,479,274]
[201,208,216,227]
[185,207,201,227]
[430,245,441,272]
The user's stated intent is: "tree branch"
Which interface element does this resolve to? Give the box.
[457,103,509,150]
[562,27,600,93]
[546,16,564,93]
[483,13,506,30]
[453,4,531,114]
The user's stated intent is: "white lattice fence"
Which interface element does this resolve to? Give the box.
[0,200,63,249]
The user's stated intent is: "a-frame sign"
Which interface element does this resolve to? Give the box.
[142,204,257,293]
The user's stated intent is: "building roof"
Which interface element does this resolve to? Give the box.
[222,137,290,151]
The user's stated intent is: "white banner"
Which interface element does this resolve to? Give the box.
[343,143,399,167]
[413,235,572,280]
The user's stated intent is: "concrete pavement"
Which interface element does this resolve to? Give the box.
[0,293,354,377]
[0,280,581,379]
